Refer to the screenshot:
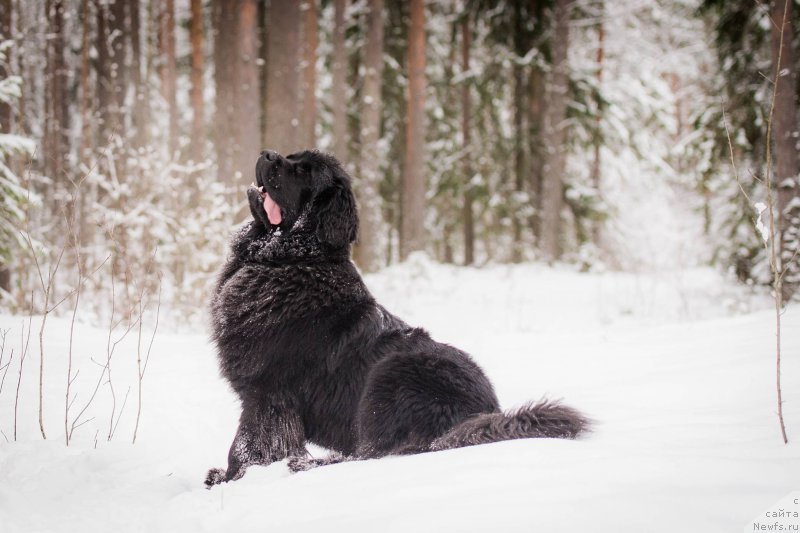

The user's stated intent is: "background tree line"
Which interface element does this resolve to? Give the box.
[0,0,798,322]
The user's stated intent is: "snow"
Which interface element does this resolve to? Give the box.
[1,259,798,532]
[755,201,770,243]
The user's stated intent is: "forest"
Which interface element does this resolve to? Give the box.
[0,0,798,319]
[0,2,799,531]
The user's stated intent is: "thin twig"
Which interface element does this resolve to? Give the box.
[14,292,34,441]
[722,107,751,204]
[65,206,83,446]
[133,274,162,444]
[0,329,12,396]
[109,386,131,440]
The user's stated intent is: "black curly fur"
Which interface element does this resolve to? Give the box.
[205,150,588,486]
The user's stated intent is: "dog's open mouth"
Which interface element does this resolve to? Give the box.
[252,184,283,225]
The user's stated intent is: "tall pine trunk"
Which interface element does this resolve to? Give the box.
[331,0,347,160]
[353,0,384,272]
[510,0,526,262]
[109,0,127,135]
[400,0,426,260]
[528,65,545,241]
[264,0,301,154]
[461,15,474,265]
[190,0,205,163]
[591,3,604,246]
[772,0,799,301]
[45,0,68,185]
[95,0,112,145]
[0,0,11,293]
[159,0,177,157]
[130,0,145,148]
[214,0,238,185]
[300,0,318,148]
[527,1,546,244]
[540,0,571,262]
[235,0,261,178]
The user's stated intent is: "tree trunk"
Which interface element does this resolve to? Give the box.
[236,0,261,178]
[264,0,301,155]
[331,0,347,160]
[0,0,10,132]
[190,0,205,163]
[772,0,800,301]
[95,0,112,144]
[77,0,93,265]
[79,0,92,161]
[45,0,68,184]
[109,0,127,133]
[0,0,10,294]
[511,0,526,262]
[214,0,238,185]
[461,15,474,266]
[528,65,545,241]
[300,0,318,148]
[353,0,384,272]
[159,0,177,156]
[130,0,145,148]
[527,0,546,243]
[400,0,426,260]
[590,5,604,246]
[540,0,571,262]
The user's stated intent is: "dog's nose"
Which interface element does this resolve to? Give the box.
[261,150,280,162]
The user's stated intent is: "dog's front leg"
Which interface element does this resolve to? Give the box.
[206,394,305,486]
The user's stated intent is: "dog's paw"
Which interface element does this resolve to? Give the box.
[205,467,227,488]
[287,452,348,473]
[286,456,315,473]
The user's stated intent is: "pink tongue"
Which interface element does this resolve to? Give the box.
[262,192,282,225]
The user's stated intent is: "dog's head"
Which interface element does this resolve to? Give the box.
[248,150,359,248]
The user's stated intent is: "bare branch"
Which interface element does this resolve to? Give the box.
[14,292,34,441]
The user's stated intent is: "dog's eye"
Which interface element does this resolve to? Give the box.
[298,164,311,175]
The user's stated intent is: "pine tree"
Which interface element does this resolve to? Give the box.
[190,0,206,163]
[540,0,571,261]
[353,0,384,272]
[331,0,348,160]
[44,0,68,186]
[400,0,426,260]
[213,0,238,185]
[159,0,177,156]
[771,0,800,301]
[236,0,261,178]
[264,0,302,154]
[300,0,318,148]
[0,35,35,297]
[461,13,474,266]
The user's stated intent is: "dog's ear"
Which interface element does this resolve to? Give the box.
[315,181,359,248]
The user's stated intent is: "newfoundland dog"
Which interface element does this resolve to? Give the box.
[205,150,588,486]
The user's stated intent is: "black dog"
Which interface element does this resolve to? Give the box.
[205,150,588,486]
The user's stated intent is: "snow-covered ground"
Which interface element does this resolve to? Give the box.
[1,257,798,532]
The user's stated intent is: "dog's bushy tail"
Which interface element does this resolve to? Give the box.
[430,399,590,452]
